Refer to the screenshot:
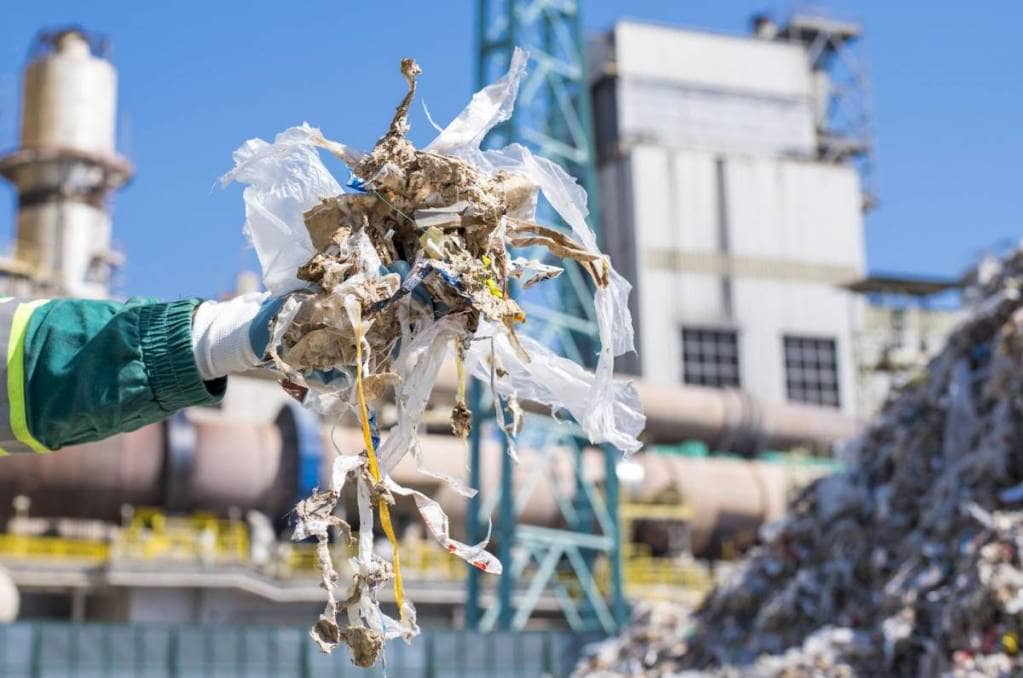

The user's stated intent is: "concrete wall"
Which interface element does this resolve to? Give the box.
[617,145,864,416]
[613,22,813,99]
[609,21,817,156]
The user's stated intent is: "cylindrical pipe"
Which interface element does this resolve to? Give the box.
[590,448,833,555]
[635,379,859,452]
[176,409,287,515]
[0,424,166,518]
[0,412,289,521]
[432,362,859,453]
[0,415,827,556]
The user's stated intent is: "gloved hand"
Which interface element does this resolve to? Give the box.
[191,292,288,381]
[189,262,439,383]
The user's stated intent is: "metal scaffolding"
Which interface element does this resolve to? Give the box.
[779,13,878,211]
[465,0,626,633]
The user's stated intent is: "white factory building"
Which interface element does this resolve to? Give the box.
[590,16,871,420]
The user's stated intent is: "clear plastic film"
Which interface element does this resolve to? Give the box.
[220,124,345,295]
[427,49,643,452]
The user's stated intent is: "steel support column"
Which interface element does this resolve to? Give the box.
[466,0,624,633]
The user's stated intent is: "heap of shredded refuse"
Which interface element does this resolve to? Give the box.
[578,251,1023,677]
[222,50,643,668]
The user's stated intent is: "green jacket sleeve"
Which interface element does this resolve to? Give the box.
[0,297,226,453]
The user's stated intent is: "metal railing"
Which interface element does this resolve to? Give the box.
[0,508,713,606]
[0,622,594,677]
[0,533,109,562]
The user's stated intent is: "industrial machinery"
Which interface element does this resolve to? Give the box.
[0,28,132,298]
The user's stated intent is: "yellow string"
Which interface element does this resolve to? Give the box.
[454,338,466,404]
[354,318,407,619]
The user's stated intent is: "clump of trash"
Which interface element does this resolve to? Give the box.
[573,602,697,677]
[577,250,1023,676]
[222,51,643,668]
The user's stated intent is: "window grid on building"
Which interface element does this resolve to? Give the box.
[681,328,740,388]
[783,335,840,408]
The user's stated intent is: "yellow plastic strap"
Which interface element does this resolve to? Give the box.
[354,318,407,619]
[7,300,50,453]
[454,339,466,403]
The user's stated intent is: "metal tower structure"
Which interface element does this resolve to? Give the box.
[777,13,878,211]
[465,0,626,633]
[0,28,132,299]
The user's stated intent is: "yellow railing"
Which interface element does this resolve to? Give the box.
[284,540,467,580]
[582,553,713,603]
[114,508,251,564]
[0,533,110,561]
[400,540,467,581]
[285,544,323,572]
[0,508,714,605]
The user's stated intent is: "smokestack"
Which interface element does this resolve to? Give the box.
[0,27,133,298]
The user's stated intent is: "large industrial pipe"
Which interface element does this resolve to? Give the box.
[0,424,166,517]
[319,427,834,553]
[0,357,854,557]
[611,451,832,554]
[237,356,859,453]
[0,408,834,557]
[0,410,289,521]
[432,362,859,453]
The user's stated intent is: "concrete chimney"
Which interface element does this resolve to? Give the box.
[0,27,133,298]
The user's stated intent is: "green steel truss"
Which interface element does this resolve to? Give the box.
[466,0,626,633]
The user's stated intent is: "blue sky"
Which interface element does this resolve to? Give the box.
[1,1,1020,300]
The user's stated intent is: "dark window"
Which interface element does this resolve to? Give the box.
[681,328,740,388]
[783,335,840,408]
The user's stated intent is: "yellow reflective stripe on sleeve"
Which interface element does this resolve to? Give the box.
[0,297,15,455]
[7,300,50,453]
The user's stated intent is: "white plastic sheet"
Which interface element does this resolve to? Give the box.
[428,47,644,453]
[384,477,501,574]
[220,124,343,295]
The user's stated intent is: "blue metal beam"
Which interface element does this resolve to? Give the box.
[467,0,624,633]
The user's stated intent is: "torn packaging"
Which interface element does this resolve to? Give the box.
[224,49,643,665]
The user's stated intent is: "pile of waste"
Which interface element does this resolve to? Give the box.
[573,602,696,676]
[578,251,1023,676]
[222,51,643,668]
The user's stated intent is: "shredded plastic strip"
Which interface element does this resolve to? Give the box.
[353,315,406,620]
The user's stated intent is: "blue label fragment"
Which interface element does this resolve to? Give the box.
[346,174,368,194]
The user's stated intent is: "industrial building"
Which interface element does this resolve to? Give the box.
[844,273,964,414]
[590,16,872,421]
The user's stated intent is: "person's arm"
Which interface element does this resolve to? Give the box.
[0,294,273,453]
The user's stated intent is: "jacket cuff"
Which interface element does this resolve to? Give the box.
[138,300,226,411]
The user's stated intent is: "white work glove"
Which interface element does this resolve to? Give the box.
[191,292,283,381]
